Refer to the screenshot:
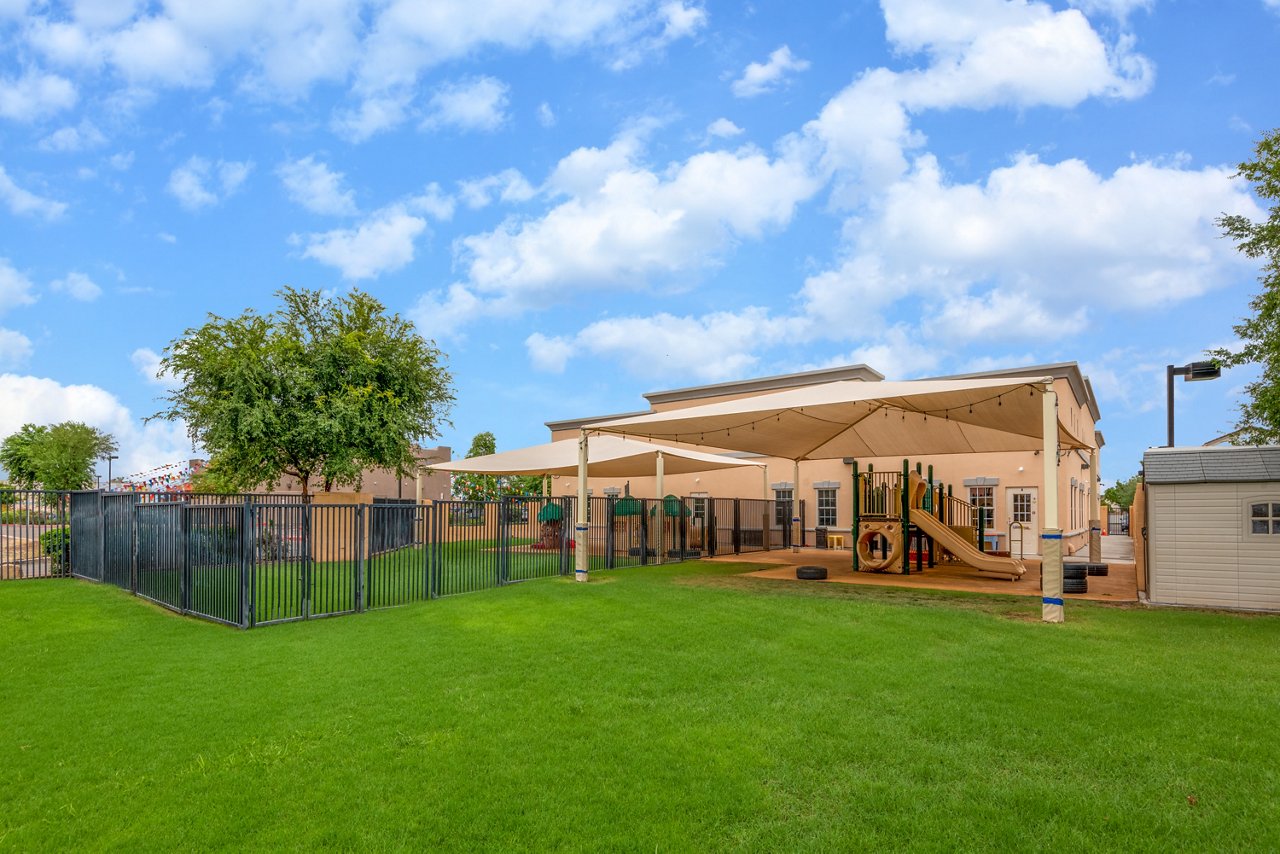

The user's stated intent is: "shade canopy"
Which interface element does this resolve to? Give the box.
[426,434,762,478]
[591,377,1091,460]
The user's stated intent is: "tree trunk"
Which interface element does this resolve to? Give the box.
[299,473,310,501]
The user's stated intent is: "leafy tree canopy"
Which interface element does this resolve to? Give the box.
[451,431,545,500]
[1102,473,1141,511]
[154,287,454,498]
[1209,128,1280,444]
[0,422,118,490]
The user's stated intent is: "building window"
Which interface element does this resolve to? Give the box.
[690,497,707,522]
[817,488,837,527]
[969,487,994,528]
[1248,501,1280,535]
[774,489,793,526]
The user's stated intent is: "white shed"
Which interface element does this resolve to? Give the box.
[1143,446,1280,611]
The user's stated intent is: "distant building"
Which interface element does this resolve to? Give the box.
[265,445,452,501]
[546,362,1103,557]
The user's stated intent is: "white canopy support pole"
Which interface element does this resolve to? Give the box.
[575,430,589,582]
[1088,447,1101,562]
[792,460,801,553]
[762,465,769,500]
[1041,384,1064,623]
[655,451,665,566]
[415,466,423,504]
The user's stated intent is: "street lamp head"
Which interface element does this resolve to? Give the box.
[1170,361,1221,382]
[1181,360,1221,382]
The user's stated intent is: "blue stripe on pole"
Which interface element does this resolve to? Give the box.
[1042,597,1064,606]
[575,525,588,531]
[1042,533,1063,540]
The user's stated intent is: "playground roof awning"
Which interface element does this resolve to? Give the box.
[590,377,1091,460]
[425,435,762,478]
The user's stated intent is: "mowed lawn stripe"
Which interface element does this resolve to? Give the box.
[2,562,1277,851]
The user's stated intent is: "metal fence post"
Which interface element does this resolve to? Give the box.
[427,503,438,599]
[180,504,191,614]
[355,505,365,613]
[733,499,741,555]
[303,503,313,620]
[605,497,616,569]
[498,498,509,585]
[131,503,139,594]
[241,500,255,629]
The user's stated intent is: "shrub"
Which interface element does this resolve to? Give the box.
[40,526,70,574]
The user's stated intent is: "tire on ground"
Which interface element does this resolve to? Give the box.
[796,565,828,580]
[1062,577,1088,594]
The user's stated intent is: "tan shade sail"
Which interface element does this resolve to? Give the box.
[425,435,763,478]
[591,377,1091,460]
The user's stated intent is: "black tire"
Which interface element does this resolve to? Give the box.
[1087,565,1109,577]
[796,565,828,580]
[1062,578,1088,594]
[1063,565,1087,580]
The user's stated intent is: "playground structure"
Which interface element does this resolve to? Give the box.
[854,460,1026,581]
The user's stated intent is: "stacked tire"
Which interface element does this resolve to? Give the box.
[1062,563,1088,594]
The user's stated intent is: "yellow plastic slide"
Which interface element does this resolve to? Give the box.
[909,510,1026,581]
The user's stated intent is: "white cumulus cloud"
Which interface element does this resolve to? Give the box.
[0,373,194,477]
[277,155,357,216]
[706,118,743,139]
[0,258,37,313]
[0,71,77,122]
[731,45,810,98]
[431,129,821,330]
[38,121,107,152]
[50,271,103,301]
[297,205,427,280]
[457,169,536,209]
[166,156,253,210]
[0,165,67,220]
[422,76,510,133]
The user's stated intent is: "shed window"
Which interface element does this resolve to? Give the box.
[1249,501,1280,535]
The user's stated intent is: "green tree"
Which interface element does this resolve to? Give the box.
[1102,473,1141,510]
[453,432,500,501]
[0,422,118,490]
[451,432,546,500]
[153,287,454,499]
[1209,128,1280,444]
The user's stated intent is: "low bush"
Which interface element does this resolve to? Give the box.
[39,526,70,573]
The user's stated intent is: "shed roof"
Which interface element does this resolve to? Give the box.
[1143,446,1280,484]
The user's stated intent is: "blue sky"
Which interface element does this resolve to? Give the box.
[0,0,1276,488]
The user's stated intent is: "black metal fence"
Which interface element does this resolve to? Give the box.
[0,490,70,580]
[5,491,799,628]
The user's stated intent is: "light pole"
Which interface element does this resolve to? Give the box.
[1166,361,1221,447]
[105,454,118,491]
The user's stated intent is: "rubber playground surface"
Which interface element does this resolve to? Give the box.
[715,545,1139,603]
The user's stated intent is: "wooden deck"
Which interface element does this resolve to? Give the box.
[709,547,1138,603]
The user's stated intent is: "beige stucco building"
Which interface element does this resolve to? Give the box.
[267,444,452,501]
[546,363,1103,556]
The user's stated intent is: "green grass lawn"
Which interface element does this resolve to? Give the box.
[2,562,1279,851]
